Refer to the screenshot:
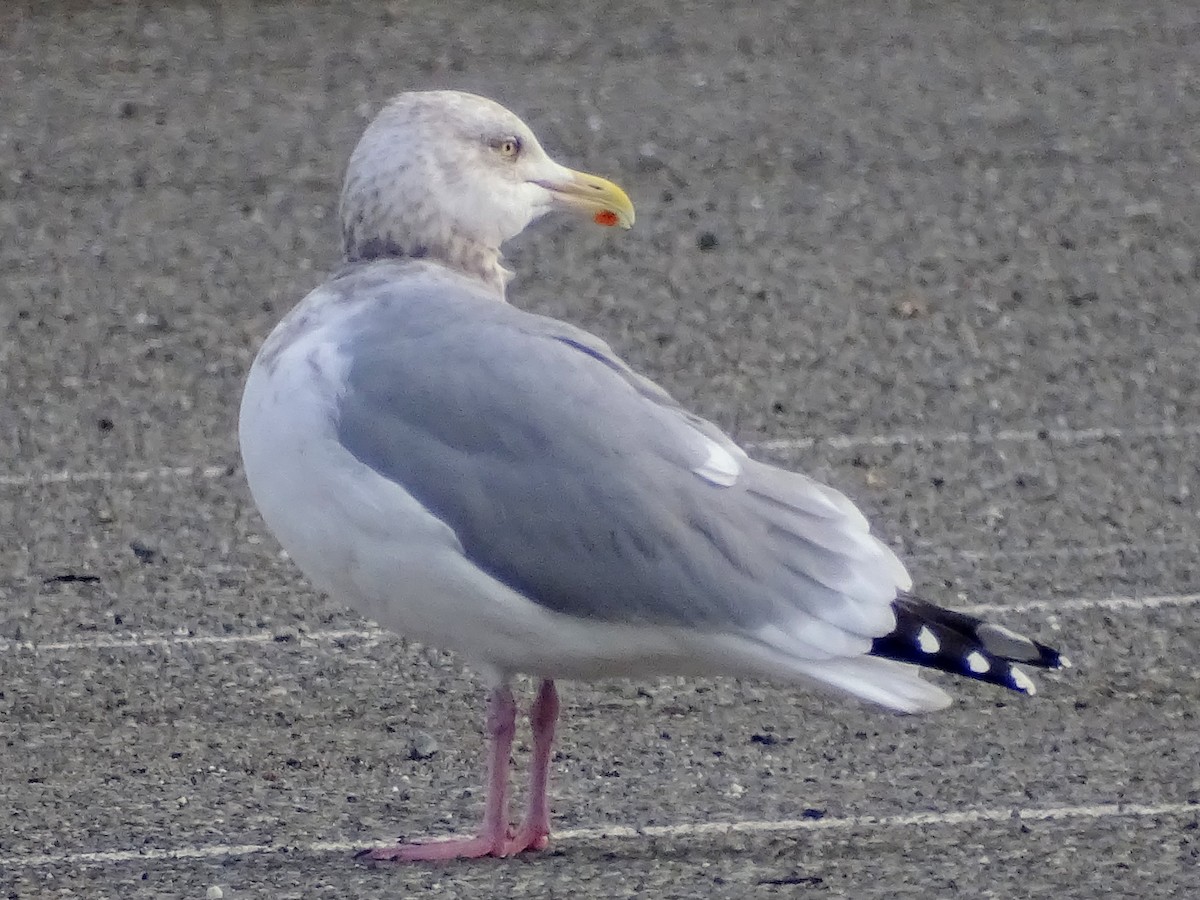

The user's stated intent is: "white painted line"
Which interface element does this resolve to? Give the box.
[0,464,230,489]
[1,800,1195,869]
[3,420,1196,489]
[959,591,1200,616]
[0,627,387,654]
[749,420,1200,453]
[3,592,1197,657]
[910,539,1197,565]
[559,799,1200,841]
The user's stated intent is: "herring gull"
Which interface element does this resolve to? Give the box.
[238,90,1067,862]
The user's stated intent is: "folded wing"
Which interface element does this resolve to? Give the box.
[333,263,909,668]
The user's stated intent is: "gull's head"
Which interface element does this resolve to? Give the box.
[339,91,634,294]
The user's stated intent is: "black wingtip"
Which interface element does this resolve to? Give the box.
[870,594,1067,695]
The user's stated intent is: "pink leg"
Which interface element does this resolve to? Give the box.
[361,684,518,862]
[505,679,560,853]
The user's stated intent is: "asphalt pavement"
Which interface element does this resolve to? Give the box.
[2,1,1198,897]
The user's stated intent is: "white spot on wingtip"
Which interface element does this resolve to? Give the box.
[916,626,940,654]
[1009,666,1037,694]
[693,439,741,487]
[965,651,991,674]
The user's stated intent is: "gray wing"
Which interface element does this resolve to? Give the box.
[333,263,907,647]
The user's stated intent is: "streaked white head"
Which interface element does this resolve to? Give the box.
[339,91,634,295]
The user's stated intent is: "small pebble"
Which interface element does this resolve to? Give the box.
[129,540,161,564]
[206,887,224,900]
[409,731,439,760]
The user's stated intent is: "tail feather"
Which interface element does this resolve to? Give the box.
[870,594,1069,696]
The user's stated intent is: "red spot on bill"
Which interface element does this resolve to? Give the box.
[593,210,620,227]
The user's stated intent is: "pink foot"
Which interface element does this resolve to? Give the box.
[360,681,560,863]
[358,824,549,863]
[504,820,550,855]
[358,833,507,863]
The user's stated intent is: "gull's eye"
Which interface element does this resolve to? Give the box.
[493,136,522,160]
